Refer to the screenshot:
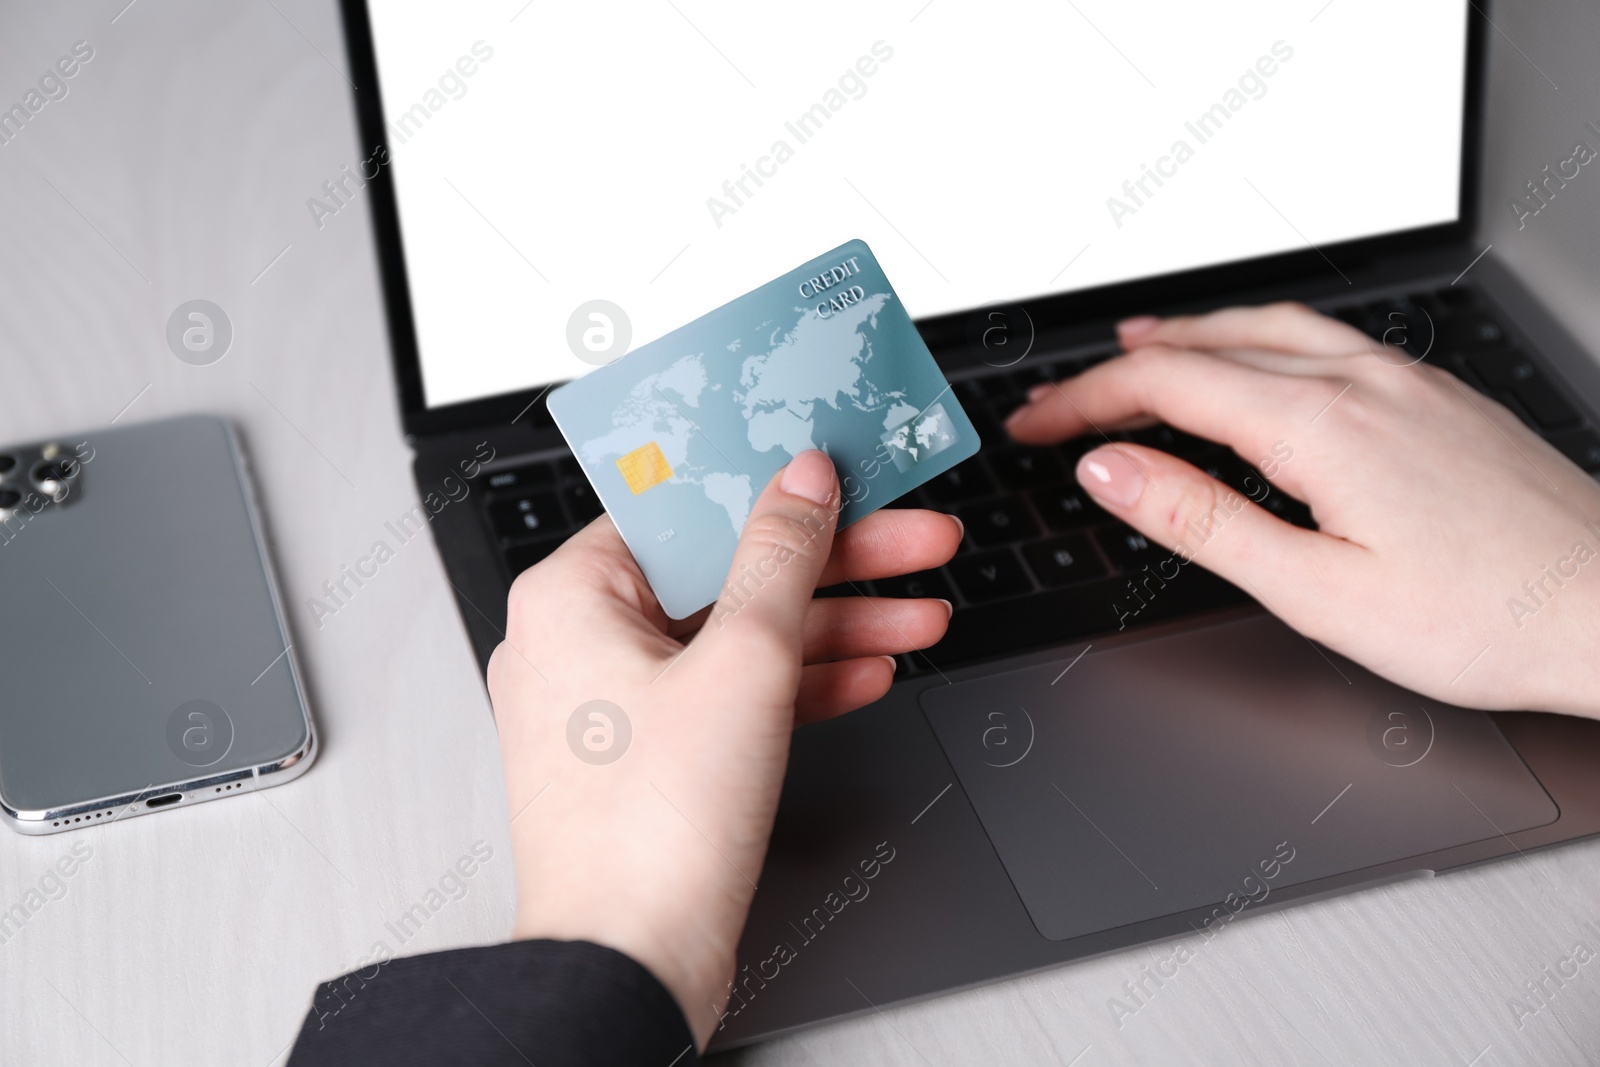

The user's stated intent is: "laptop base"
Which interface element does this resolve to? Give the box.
[406,242,1600,1050]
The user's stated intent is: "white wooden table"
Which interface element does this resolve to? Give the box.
[4,2,1600,1064]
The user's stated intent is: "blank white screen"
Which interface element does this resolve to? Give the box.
[363,0,1468,408]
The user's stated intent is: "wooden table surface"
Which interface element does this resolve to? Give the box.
[4,1,1600,1064]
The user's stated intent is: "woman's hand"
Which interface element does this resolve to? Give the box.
[487,450,960,1048]
[1005,302,1600,718]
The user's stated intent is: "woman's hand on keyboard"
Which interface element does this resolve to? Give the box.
[1005,301,1600,718]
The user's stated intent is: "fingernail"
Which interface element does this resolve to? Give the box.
[935,598,954,618]
[1118,315,1160,340]
[878,654,900,674]
[1077,447,1144,508]
[781,449,836,505]
[1028,383,1054,402]
[948,514,965,542]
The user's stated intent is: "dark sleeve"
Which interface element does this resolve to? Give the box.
[287,939,699,1067]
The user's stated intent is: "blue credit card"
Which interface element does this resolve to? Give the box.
[548,239,979,619]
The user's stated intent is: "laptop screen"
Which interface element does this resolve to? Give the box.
[362,1,1469,410]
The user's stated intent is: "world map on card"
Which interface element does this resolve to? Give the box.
[548,239,978,619]
[574,291,952,537]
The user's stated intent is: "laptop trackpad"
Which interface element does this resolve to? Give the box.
[921,613,1558,941]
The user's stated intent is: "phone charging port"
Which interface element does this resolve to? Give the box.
[146,793,182,809]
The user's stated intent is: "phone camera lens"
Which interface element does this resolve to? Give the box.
[0,455,15,479]
[31,459,79,502]
[0,489,19,511]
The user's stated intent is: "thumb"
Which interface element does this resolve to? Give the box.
[700,449,840,666]
[1075,443,1359,632]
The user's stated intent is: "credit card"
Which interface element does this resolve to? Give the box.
[548,239,979,619]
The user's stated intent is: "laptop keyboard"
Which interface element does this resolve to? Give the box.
[480,456,602,575]
[477,284,1600,672]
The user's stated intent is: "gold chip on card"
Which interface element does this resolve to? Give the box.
[616,441,673,494]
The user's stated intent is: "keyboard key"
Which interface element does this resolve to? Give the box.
[956,497,1040,547]
[1547,429,1600,472]
[483,463,556,493]
[954,375,1019,408]
[1124,424,1217,461]
[984,395,1029,424]
[1009,361,1066,392]
[504,537,564,575]
[1435,313,1505,351]
[1196,453,1263,497]
[1052,434,1106,465]
[556,457,582,482]
[563,481,604,523]
[1331,306,1365,330]
[874,569,956,602]
[1433,350,1483,387]
[967,403,1006,444]
[1363,298,1433,360]
[1036,357,1092,383]
[923,569,1249,667]
[1465,353,1582,430]
[1023,535,1106,587]
[1405,291,1444,319]
[1464,349,1533,388]
[488,492,566,541]
[988,446,1065,490]
[1096,526,1167,571]
[948,549,1032,602]
[1029,485,1107,530]
[1510,377,1582,430]
[1437,286,1478,310]
[920,459,996,504]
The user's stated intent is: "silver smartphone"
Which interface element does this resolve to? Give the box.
[0,414,316,834]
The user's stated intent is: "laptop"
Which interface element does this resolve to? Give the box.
[339,0,1600,1049]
